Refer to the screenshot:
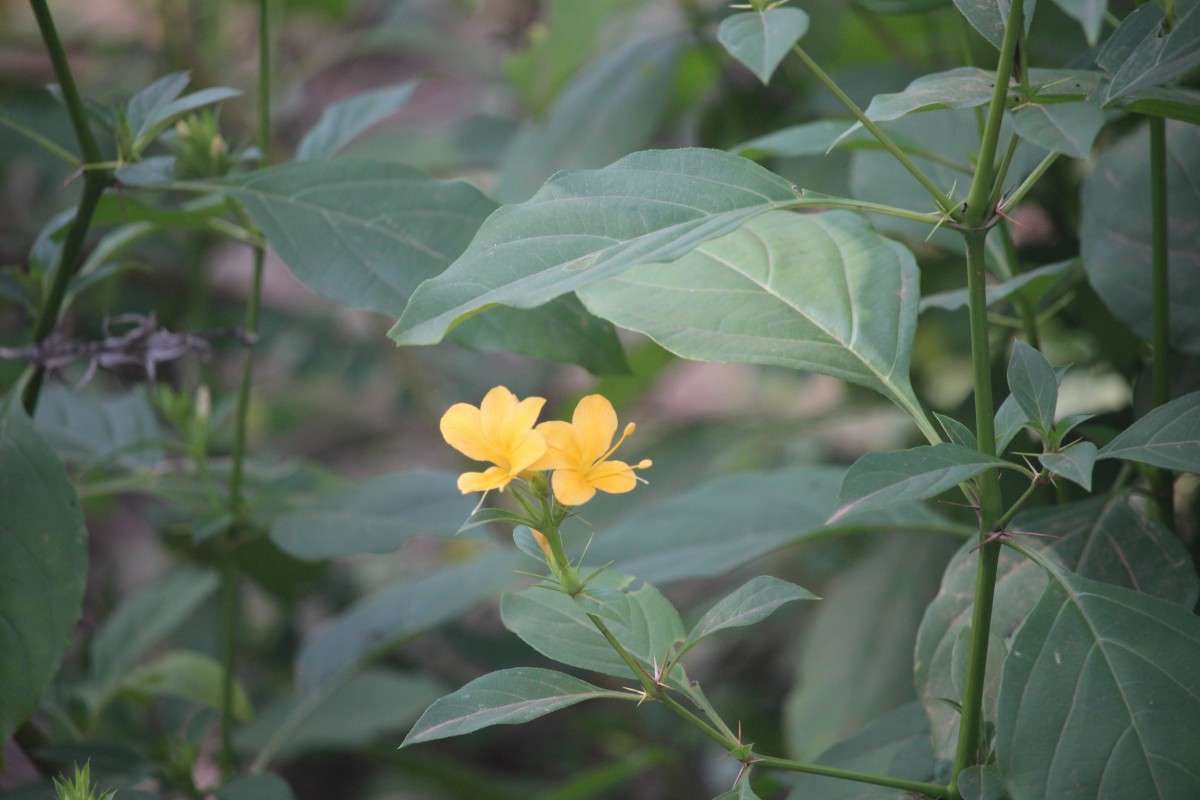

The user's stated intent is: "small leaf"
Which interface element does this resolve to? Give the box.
[119,651,251,720]
[0,400,88,744]
[125,72,190,140]
[268,470,476,560]
[1040,441,1097,490]
[995,392,1031,453]
[1097,391,1200,471]
[1099,0,1200,102]
[958,764,1009,800]
[1007,341,1058,433]
[830,443,1017,523]
[1050,0,1108,45]
[954,0,1039,49]
[296,81,417,160]
[389,148,803,346]
[684,576,816,650]
[936,413,978,449]
[920,259,1079,312]
[716,8,810,85]
[133,83,242,151]
[714,779,762,800]
[500,573,687,689]
[1012,100,1106,158]
[995,562,1200,800]
[402,668,630,746]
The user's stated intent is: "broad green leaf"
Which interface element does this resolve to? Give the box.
[1117,85,1200,124]
[920,259,1079,312]
[954,0,1038,49]
[1011,100,1106,159]
[296,81,417,160]
[1039,441,1097,490]
[1007,341,1058,433]
[217,774,294,800]
[34,386,163,471]
[235,669,445,757]
[189,160,495,316]
[402,668,630,746]
[268,470,476,560]
[0,401,88,744]
[118,651,251,720]
[579,211,927,420]
[683,576,817,650]
[496,34,683,203]
[915,493,1198,762]
[1097,391,1200,471]
[958,765,1009,800]
[995,561,1200,799]
[783,534,957,761]
[585,467,962,586]
[90,565,220,692]
[716,8,810,85]
[296,549,522,693]
[785,702,936,800]
[389,148,804,346]
[500,573,688,688]
[830,444,1017,523]
[1051,0,1107,45]
[734,119,857,158]
[1098,0,1200,102]
[1081,122,1200,353]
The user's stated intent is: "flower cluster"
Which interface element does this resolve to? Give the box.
[440,386,651,507]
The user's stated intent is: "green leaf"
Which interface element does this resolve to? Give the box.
[1081,122,1200,353]
[784,702,936,800]
[995,560,1200,800]
[89,565,220,692]
[958,765,1009,800]
[496,34,683,203]
[296,550,522,693]
[125,72,190,137]
[268,470,476,560]
[0,401,88,744]
[830,443,1016,523]
[500,573,687,688]
[995,392,1031,453]
[579,211,926,418]
[783,534,958,761]
[920,259,1079,312]
[714,780,761,800]
[857,67,996,124]
[119,651,251,720]
[125,72,240,152]
[1011,100,1106,159]
[190,160,495,316]
[585,467,960,586]
[936,412,979,449]
[388,148,804,346]
[1007,341,1058,434]
[954,0,1038,49]
[915,493,1198,762]
[683,576,816,650]
[1117,85,1200,125]
[216,774,294,800]
[235,669,446,757]
[1098,0,1200,102]
[1040,441,1097,490]
[402,668,630,746]
[716,8,810,85]
[296,81,417,160]
[1097,391,1200,471]
[34,386,164,471]
[1050,0,1107,45]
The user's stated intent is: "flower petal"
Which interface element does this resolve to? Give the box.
[572,395,618,464]
[496,395,547,454]
[440,403,499,463]
[586,460,638,495]
[458,466,515,494]
[551,468,598,506]
[532,420,580,470]
[508,429,548,474]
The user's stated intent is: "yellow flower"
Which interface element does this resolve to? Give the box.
[440,386,547,494]
[533,394,651,506]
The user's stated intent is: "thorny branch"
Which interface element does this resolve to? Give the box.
[0,313,256,384]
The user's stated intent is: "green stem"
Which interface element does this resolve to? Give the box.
[22,0,111,414]
[657,692,738,750]
[1000,151,1058,214]
[218,542,238,777]
[0,113,81,165]
[586,613,657,695]
[995,471,1046,531]
[752,755,946,797]
[787,191,952,227]
[790,45,956,215]
[996,219,1041,348]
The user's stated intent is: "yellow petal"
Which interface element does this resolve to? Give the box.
[495,395,547,453]
[440,403,499,463]
[586,460,638,494]
[507,429,548,473]
[551,468,597,506]
[572,395,618,463]
[531,420,580,470]
[458,466,515,494]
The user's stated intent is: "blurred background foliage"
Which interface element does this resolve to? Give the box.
[0,0,1181,798]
